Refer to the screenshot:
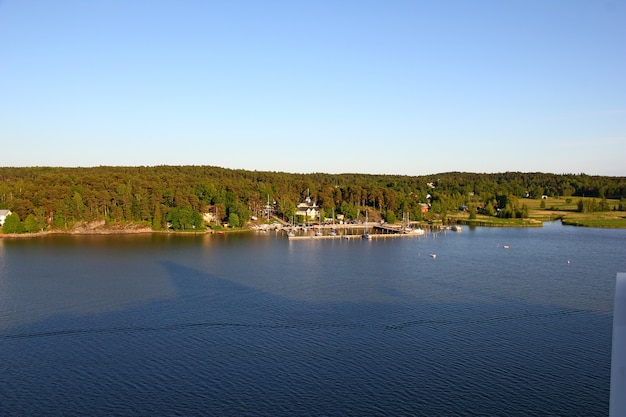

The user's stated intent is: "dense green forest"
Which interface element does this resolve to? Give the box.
[1,166,625,233]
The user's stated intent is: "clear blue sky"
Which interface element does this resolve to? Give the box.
[1,0,625,175]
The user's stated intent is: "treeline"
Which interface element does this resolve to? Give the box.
[1,166,625,232]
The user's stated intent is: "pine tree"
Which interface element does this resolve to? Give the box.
[2,213,24,233]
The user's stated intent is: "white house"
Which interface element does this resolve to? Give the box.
[296,197,320,220]
[202,212,215,223]
[0,209,12,227]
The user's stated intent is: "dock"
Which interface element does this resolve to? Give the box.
[286,224,427,240]
[287,233,423,240]
[257,221,453,240]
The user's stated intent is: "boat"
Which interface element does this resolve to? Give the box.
[430,253,437,259]
[362,210,372,239]
[451,225,462,232]
[287,216,296,237]
[329,209,337,236]
[315,212,323,236]
[401,212,425,235]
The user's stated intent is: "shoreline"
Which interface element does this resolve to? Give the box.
[2,217,625,239]
[0,229,221,239]
[0,228,156,239]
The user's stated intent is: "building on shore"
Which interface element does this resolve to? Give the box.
[296,197,319,220]
[0,209,12,226]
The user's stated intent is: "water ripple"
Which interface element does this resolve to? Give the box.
[1,306,606,340]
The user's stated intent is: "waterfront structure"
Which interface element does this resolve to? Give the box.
[296,197,319,220]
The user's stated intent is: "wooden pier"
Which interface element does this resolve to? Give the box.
[267,221,438,240]
[286,233,424,240]
[374,224,404,234]
[286,224,426,240]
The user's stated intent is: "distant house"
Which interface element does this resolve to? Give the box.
[296,197,320,220]
[0,209,12,227]
[418,203,429,213]
[203,206,221,225]
[202,212,216,223]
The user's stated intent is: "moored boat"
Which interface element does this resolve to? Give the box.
[362,211,372,239]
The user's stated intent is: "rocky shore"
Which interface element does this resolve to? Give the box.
[0,220,154,238]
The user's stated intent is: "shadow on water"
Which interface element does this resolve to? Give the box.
[1,259,613,416]
[1,259,608,338]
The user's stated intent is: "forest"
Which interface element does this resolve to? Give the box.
[1,166,625,233]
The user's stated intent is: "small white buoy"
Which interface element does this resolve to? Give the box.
[567,260,571,265]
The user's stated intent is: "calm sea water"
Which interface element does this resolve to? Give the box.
[1,222,625,416]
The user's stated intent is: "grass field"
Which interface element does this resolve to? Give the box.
[448,197,626,228]
[455,216,543,227]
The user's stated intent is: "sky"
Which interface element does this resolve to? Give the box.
[1,0,625,176]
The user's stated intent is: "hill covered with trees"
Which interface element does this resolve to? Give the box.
[1,166,625,233]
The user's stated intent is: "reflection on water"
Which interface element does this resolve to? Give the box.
[193,225,623,313]
[0,238,5,279]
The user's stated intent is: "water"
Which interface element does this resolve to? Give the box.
[1,222,624,416]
